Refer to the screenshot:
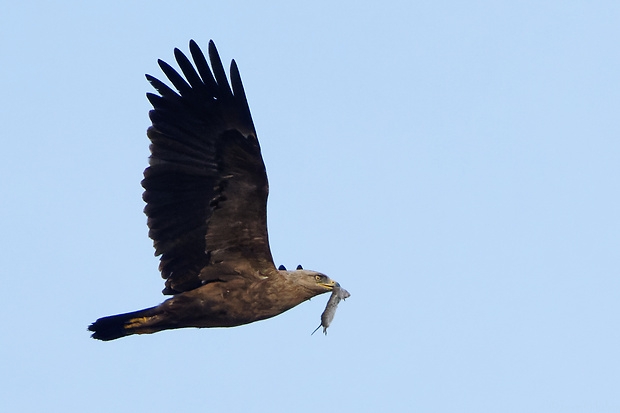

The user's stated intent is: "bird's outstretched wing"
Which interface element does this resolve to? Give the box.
[142,40,276,295]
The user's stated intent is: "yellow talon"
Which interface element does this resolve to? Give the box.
[125,317,150,329]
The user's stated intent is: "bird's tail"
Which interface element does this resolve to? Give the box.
[88,306,161,341]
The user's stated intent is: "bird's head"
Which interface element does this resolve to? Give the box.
[278,266,338,297]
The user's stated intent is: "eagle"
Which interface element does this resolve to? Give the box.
[88,40,341,341]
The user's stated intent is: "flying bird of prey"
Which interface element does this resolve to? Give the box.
[88,40,344,341]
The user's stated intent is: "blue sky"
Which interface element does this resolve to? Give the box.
[2,1,619,412]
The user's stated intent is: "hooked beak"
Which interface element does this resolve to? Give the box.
[318,279,339,290]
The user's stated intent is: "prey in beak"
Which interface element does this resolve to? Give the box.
[312,283,350,335]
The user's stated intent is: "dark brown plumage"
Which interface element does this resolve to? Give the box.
[88,40,338,341]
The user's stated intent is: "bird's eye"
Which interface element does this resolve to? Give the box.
[315,275,321,282]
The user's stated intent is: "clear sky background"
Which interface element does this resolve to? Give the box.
[2,1,619,412]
